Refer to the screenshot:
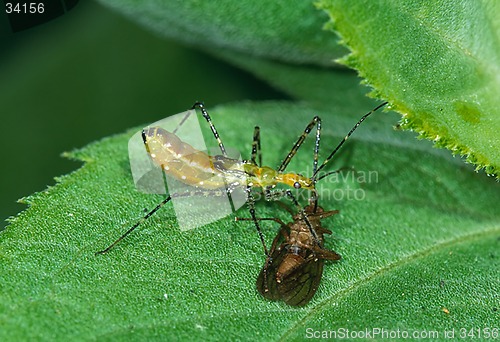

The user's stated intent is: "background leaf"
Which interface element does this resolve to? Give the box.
[0,1,282,230]
[96,0,346,65]
[95,0,500,176]
[318,0,500,176]
[1,0,499,341]
[1,101,498,340]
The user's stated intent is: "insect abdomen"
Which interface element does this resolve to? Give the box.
[143,127,228,189]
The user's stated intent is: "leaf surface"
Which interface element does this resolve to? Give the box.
[318,0,500,176]
[1,101,498,341]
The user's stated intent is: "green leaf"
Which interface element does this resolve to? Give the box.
[96,0,500,177]
[1,101,499,340]
[211,49,372,109]
[96,0,346,65]
[317,0,500,177]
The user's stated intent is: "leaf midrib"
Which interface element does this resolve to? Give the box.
[280,224,500,340]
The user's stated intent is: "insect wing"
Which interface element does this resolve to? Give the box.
[256,247,286,301]
[128,109,247,231]
[277,256,324,307]
[128,109,205,194]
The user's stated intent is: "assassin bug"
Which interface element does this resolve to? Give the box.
[96,101,387,255]
[237,202,341,306]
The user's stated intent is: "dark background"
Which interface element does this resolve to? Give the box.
[0,1,287,230]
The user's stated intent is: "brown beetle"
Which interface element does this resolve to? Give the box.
[243,203,341,306]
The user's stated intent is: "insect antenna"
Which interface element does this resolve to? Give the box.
[314,166,356,182]
[277,116,321,173]
[311,102,388,182]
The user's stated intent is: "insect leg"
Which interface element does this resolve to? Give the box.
[191,102,228,157]
[310,166,354,210]
[245,185,270,257]
[313,116,321,176]
[235,216,287,227]
[311,102,388,181]
[277,116,321,173]
[260,223,288,294]
[251,126,262,167]
[265,188,322,247]
[95,195,172,255]
[97,187,239,255]
[237,216,289,294]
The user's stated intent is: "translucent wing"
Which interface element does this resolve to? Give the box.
[257,247,325,306]
[277,255,325,306]
[129,109,204,194]
[128,109,247,231]
[256,246,286,301]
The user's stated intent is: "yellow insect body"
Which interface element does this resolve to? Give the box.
[143,127,314,192]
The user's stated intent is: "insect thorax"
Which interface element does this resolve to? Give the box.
[241,164,315,190]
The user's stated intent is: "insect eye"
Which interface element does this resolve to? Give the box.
[294,182,301,189]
